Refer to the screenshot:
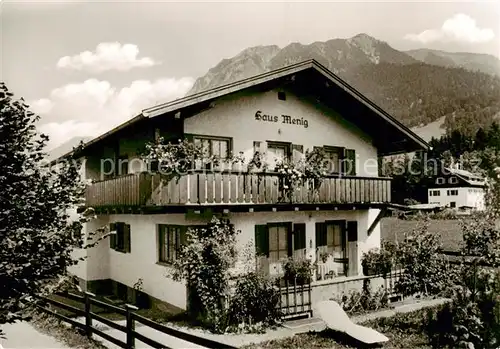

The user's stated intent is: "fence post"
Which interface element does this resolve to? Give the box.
[125,304,139,349]
[84,291,95,339]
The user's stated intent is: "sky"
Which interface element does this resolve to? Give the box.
[1,0,499,150]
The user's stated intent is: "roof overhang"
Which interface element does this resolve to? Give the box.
[142,60,429,156]
[55,59,429,161]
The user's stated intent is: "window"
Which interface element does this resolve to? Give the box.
[158,225,187,263]
[278,91,286,101]
[324,146,342,174]
[193,136,231,170]
[254,223,305,261]
[267,142,291,164]
[432,190,440,196]
[436,177,445,184]
[447,189,458,196]
[316,221,345,255]
[109,222,131,253]
[450,201,456,208]
[449,176,458,184]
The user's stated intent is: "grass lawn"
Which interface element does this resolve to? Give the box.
[242,309,434,349]
[381,217,463,251]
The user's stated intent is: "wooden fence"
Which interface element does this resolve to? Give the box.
[276,278,313,319]
[35,292,235,349]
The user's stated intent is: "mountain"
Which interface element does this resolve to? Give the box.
[188,33,417,95]
[188,33,500,139]
[405,49,500,76]
[47,136,92,161]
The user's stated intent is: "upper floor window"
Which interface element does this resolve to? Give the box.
[193,136,231,170]
[430,190,440,196]
[449,176,458,184]
[267,141,291,165]
[447,189,458,196]
[436,177,445,184]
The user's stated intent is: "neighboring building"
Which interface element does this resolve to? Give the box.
[427,167,486,211]
[61,60,428,313]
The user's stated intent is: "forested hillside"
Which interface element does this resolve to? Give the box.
[189,33,500,137]
[340,62,500,132]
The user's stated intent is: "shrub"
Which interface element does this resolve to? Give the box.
[281,258,313,285]
[361,246,393,277]
[395,221,455,297]
[169,216,238,333]
[227,272,281,332]
[332,283,389,315]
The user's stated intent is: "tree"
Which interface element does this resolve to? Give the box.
[475,127,488,151]
[0,83,89,335]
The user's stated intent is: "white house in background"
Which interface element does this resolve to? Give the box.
[427,167,486,211]
[58,60,428,316]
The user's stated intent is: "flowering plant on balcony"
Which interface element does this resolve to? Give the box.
[273,148,330,203]
[143,137,245,181]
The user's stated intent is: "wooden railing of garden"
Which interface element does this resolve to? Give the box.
[35,292,235,349]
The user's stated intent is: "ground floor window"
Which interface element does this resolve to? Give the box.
[255,222,307,262]
[109,222,131,253]
[158,225,187,263]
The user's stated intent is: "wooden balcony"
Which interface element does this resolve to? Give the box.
[84,171,391,211]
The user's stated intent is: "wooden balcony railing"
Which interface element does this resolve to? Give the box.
[85,171,391,208]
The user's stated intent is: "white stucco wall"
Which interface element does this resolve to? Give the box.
[73,209,382,309]
[428,187,485,210]
[183,88,379,177]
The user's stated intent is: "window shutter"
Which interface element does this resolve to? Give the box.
[109,223,116,249]
[315,222,326,247]
[347,221,358,242]
[292,144,304,163]
[343,149,356,176]
[293,223,306,250]
[254,225,269,257]
[124,224,131,253]
[286,222,293,257]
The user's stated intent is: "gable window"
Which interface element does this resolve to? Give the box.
[449,176,458,184]
[267,141,291,165]
[109,222,131,253]
[158,225,187,263]
[277,91,286,101]
[193,136,231,170]
[436,177,445,184]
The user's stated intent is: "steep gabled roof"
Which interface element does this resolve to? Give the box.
[57,59,429,160]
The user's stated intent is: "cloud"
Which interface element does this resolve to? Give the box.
[405,13,495,44]
[56,42,159,73]
[30,77,194,149]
